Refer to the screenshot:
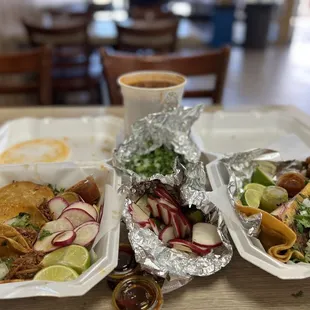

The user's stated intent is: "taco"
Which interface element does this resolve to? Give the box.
[0,236,29,258]
[237,183,310,263]
[0,181,54,223]
[0,225,31,250]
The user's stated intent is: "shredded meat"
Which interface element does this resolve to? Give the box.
[15,227,38,247]
[5,251,45,280]
[38,199,53,221]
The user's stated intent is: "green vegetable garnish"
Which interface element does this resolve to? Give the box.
[1,257,14,268]
[9,213,40,232]
[39,230,53,240]
[125,146,179,177]
[292,290,303,298]
[48,184,65,196]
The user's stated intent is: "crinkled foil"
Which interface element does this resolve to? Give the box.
[221,148,306,236]
[122,165,233,283]
[113,104,204,186]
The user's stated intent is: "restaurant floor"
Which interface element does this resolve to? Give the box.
[221,17,310,113]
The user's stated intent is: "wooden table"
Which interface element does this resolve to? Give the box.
[0,105,309,309]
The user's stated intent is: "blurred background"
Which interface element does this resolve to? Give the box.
[0,0,309,111]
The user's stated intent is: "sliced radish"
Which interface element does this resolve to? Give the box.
[73,221,99,248]
[149,218,164,235]
[159,226,175,244]
[171,213,182,238]
[64,202,98,221]
[192,223,222,247]
[33,232,61,253]
[154,187,179,206]
[137,221,151,229]
[60,208,95,228]
[169,239,211,256]
[136,195,151,216]
[148,197,159,217]
[48,197,69,220]
[157,198,178,211]
[131,203,150,223]
[40,218,73,235]
[52,230,76,247]
[158,204,171,225]
[179,213,192,238]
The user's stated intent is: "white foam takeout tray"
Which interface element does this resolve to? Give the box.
[0,116,124,162]
[0,162,123,298]
[205,131,310,279]
[192,109,310,157]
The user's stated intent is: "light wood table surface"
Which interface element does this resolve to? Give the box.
[0,105,309,310]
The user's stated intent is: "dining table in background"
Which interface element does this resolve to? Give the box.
[0,104,308,309]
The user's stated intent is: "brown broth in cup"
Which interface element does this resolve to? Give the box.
[129,80,177,88]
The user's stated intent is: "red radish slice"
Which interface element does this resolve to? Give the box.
[148,197,159,217]
[154,187,178,206]
[137,221,151,229]
[52,230,76,247]
[48,197,69,220]
[179,214,192,238]
[149,218,164,235]
[159,226,175,244]
[40,218,73,235]
[60,209,95,228]
[136,195,151,216]
[192,223,222,247]
[73,221,99,248]
[157,198,178,211]
[169,239,211,256]
[33,232,61,253]
[158,204,171,225]
[64,202,98,221]
[171,213,182,238]
[131,203,150,223]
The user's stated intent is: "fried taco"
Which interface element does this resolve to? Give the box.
[237,183,310,263]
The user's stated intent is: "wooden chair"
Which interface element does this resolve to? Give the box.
[130,5,174,20]
[23,17,101,104]
[101,47,230,106]
[0,46,51,105]
[116,19,179,53]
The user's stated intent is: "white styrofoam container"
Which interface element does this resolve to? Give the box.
[192,110,310,156]
[0,116,124,162]
[0,162,122,298]
[206,158,310,280]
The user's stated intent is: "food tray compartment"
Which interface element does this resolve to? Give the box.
[0,162,122,298]
[206,159,310,279]
[192,110,310,155]
[0,116,124,162]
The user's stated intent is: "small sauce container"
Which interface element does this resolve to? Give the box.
[107,244,139,290]
[112,275,163,310]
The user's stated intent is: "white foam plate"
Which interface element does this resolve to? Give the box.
[0,116,124,162]
[0,162,123,298]
[192,110,310,156]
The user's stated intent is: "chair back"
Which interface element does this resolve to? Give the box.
[101,47,230,105]
[23,18,91,72]
[116,19,179,53]
[0,46,51,105]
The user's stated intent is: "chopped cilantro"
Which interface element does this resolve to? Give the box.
[292,290,303,298]
[48,184,65,196]
[297,222,304,234]
[1,257,14,268]
[10,213,31,229]
[39,229,52,240]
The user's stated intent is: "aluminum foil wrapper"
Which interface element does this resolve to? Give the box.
[113,104,204,187]
[122,164,233,283]
[221,148,306,236]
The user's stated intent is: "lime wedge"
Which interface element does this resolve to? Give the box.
[42,245,91,274]
[251,167,275,186]
[258,161,277,176]
[244,183,266,194]
[241,189,261,208]
[34,265,79,282]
